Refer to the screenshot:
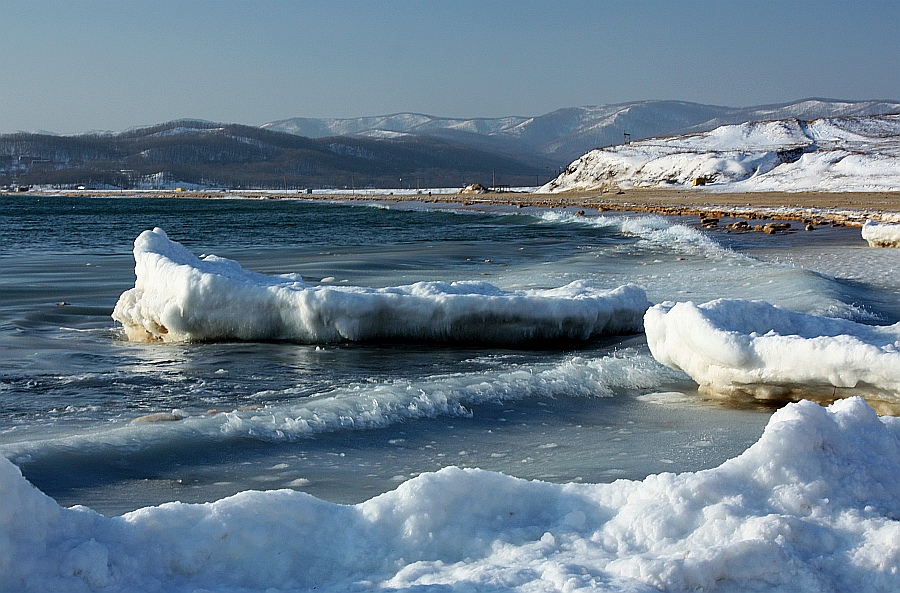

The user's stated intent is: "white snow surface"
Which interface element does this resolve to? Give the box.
[112,228,649,344]
[862,220,900,247]
[644,299,900,405]
[544,115,900,193]
[2,397,898,592]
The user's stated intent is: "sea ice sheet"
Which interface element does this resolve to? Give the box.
[644,298,900,408]
[862,220,900,248]
[112,228,649,344]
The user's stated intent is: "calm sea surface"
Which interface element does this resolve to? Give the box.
[1,194,895,516]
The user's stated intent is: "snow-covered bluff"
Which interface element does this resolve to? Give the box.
[542,114,900,193]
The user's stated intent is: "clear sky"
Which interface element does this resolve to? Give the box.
[1,0,898,134]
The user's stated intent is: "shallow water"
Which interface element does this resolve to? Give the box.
[1,195,894,516]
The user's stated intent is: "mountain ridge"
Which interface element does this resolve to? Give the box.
[0,120,549,190]
[263,98,900,163]
[3,100,898,191]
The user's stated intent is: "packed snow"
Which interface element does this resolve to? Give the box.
[862,220,900,247]
[1,397,897,592]
[644,299,900,410]
[112,228,649,344]
[543,114,900,193]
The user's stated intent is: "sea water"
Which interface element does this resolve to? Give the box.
[0,194,896,517]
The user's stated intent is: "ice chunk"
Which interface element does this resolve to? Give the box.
[862,220,900,248]
[644,298,900,410]
[112,228,649,344]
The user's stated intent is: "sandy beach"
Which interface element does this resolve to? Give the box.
[333,188,900,225]
[32,187,900,226]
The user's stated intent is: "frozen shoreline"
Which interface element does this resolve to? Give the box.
[3,397,898,592]
[3,193,900,591]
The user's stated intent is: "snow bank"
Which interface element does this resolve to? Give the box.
[543,114,900,193]
[862,220,900,248]
[2,397,898,592]
[644,299,900,408]
[112,228,649,344]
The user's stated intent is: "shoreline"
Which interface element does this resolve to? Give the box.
[15,187,900,226]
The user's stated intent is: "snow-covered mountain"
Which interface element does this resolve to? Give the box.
[263,99,900,162]
[541,114,900,193]
[0,119,548,189]
[262,113,531,139]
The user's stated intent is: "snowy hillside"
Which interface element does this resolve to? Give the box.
[541,114,900,193]
[264,99,900,162]
[262,113,530,139]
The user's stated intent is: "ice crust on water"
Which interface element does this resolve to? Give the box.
[644,299,900,406]
[1,397,897,592]
[0,350,682,463]
[112,228,649,344]
[862,220,900,248]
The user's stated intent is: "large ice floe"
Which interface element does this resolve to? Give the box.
[112,228,649,344]
[645,299,900,411]
[862,220,900,248]
[543,114,900,192]
[2,397,898,592]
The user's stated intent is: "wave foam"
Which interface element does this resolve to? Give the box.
[540,211,729,257]
[2,350,682,460]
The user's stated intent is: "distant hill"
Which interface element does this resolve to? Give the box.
[542,114,900,193]
[0,120,550,190]
[4,99,898,191]
[264,99,900,163]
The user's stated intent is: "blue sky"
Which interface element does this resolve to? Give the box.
[1,0,898,134]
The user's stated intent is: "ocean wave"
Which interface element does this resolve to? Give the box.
[538,211,884,321]
[1,350,684,460]
[217,349,679,440]
[540,211,729,256]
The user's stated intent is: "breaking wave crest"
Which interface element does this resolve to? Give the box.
[1,350,684,461]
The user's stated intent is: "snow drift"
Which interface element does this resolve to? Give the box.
[543,114,900,193]
[2,397,898,592]
[112,228,649,344]
[862,220,900,248]
[644,299,900,409]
